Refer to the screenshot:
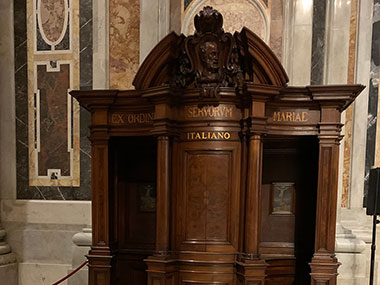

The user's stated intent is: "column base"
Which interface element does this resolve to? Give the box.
[145,256,177,285]
[236,259,268,285]
[309,254,340,285]
[87,247,113,285]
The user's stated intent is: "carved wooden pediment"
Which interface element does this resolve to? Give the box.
[133,6,288,92]
[178,6,244,101]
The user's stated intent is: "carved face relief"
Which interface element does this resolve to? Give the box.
[178,6,244,101]
[200,41,219,72]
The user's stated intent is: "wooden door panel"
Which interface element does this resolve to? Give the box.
[176,142,240,253]
[185,151,230,242]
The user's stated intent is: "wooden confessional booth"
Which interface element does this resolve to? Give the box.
[71,7,364,285]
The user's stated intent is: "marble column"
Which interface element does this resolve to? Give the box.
[283,0,313,86]
[335,0,374,283]
[0,0,18,284]
[140,0,170,64]
[93,0,109,89]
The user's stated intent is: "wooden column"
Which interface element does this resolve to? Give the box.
[155,136,170,256]
[146,101,177,284]
[244,134,263,257]
[236,134,267,285]
[237,96,269,284]
[309,106,342,285]
[88,110,112,285]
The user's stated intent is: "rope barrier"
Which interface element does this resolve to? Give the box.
[52,260,88,285]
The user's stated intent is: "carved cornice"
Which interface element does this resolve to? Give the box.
[70,90,119,111]
[307,84,365,111]
[246,83,281,101]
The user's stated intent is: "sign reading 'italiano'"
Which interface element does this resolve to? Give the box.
[187,131,231,140]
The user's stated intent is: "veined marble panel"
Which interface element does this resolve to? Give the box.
[36,0,70,50]
[27,0,80,187]
[364,0,380,202]
[341,0,359,208]
[310,0,327,85]
[109,0,140,89]
[349,0,372,209]
[15,0,92,199]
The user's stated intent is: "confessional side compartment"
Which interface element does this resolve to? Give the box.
[260,136,319,285]
[173,138,242,285]
[109,136,157,285]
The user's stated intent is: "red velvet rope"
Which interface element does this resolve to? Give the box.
[52,260,88,285]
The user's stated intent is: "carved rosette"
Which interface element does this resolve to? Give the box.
[177,6,244,103]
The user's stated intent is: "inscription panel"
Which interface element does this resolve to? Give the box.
[266,109,320,125]
[187,131,231,141]
[181,104,241,121]
[110,112,154,125]
[181,131,240,142]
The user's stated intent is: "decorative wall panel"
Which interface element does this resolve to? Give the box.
[15,0,92,199]
[36,0,70,51]
[28,0,80,187]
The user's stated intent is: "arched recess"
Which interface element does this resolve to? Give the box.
[133,27,288,90]
[182,0,270,43]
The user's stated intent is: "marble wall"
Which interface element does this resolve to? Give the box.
[310,0,327,85]
[365,0,380,202]
[282,0,313,85]
[14,0,92,200]
[1,200,91,285]
[269,0,284,61]
[109,0,140,89]
[183,0,269,43]
[341,0,359,208]
[182,0,283,60]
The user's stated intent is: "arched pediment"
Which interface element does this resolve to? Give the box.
[133,7,288,91]
[240,27,289,86]
[132,32,184,90]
